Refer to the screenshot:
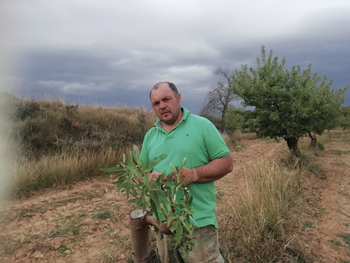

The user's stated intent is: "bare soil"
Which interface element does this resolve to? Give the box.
[1,132,349,262]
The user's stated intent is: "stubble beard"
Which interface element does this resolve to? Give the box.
[161,109,180,125]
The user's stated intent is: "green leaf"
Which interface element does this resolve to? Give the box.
[98,172,113,179]
[148,153,166,171]
[150,198,160,224]
[133,145,140,163]
[140,158,147,171]
[175,224,183,247]
[170,219,180,232]
[167,213,177,227]
[100,166,123,173]
[180,157,186,170]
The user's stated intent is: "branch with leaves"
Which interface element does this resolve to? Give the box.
[101,145,198,255]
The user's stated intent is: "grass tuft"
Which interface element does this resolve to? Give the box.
[217,158,305,262]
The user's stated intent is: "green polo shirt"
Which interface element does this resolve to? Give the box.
[140,107,231,228]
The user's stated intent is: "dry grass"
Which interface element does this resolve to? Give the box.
[9,148,127,198]
[217,158,305,262]
[1,94,157,198]
[231,130,257,141]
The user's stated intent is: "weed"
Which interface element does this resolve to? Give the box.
[329,149,350,155]
[316,142,325,150]
[215,190,224,201]
[18,206,46,218]
[338,211,350,218]
[337,233,350,246]
[82,192,102,200]
[56,198,80,205]
[2,237,23,255]
[96,211,112,219]
[313,207,326,218]
[60,245,69,253]
[49,215,83,238]
[331,240,343,247]
[303,221,316,228]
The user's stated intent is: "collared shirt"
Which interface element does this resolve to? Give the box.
[140,107,230,228]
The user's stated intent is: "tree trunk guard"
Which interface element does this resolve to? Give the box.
[130,210,161,263]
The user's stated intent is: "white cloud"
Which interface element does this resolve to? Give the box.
[37,80,112,94]
[155,65,212,84]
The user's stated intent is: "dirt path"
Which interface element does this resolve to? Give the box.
[296,132,350,262]
[0,133,349,262]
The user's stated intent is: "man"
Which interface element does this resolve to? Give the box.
[140,82,233,262]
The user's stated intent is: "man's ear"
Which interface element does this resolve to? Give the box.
[177,93,181,104]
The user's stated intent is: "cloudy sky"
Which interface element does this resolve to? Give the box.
[1,0,350,114]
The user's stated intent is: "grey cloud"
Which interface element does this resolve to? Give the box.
[6,0,350,113]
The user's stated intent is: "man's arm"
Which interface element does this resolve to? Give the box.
[170,155,233,185]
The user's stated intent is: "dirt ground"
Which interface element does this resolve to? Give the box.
[0,131,349,262]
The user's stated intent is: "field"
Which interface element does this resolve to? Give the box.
[0,130,349,262]
[0,95,350,262]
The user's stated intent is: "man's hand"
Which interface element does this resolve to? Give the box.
[148,171,165,182]
[168,167,198,186]
[137,171,169,184]
[168,156,233,186]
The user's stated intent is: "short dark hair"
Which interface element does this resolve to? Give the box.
[149,82,178,99]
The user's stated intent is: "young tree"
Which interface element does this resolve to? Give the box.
[201,67,239,131]
[233,46,348,157]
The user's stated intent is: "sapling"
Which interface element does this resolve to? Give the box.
[101,145,197,256]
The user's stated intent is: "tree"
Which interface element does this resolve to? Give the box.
[233,46,348,157]
[338,106,350,130]
[224,108,245,133]
[201,67,239,131]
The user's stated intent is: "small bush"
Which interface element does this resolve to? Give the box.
[316,142,325,151]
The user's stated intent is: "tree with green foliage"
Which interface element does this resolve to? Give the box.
[338,106,350,130]
[224,108,246,133]
[232,46,348,157]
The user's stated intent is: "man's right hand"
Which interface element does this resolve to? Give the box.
[148,171,163,181]
[137,171,169,184]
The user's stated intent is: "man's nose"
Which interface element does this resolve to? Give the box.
[159,101,166,109]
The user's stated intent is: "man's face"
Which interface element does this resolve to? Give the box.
[150,83,181,125]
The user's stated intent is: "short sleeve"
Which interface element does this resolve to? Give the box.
[203,122,231,161]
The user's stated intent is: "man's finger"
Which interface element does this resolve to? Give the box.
[161,177,169,182]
